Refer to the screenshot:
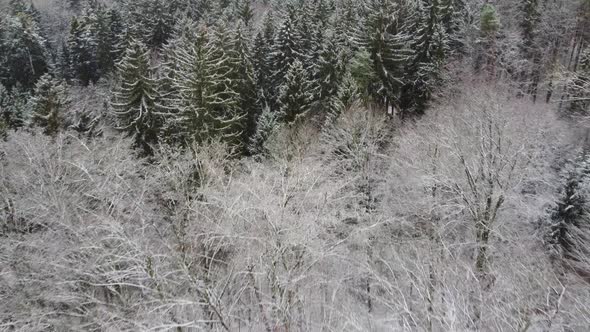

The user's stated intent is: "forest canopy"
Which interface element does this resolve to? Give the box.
[1,0,590,331]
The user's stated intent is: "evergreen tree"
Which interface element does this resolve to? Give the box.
[313,38,345,103]
[111,40,163,155]
[567,48,590,114]
[253,14,276,109]
[356,0,413,108]
[236,0,255,27]
[0,84,29,130]
[519,0,541,99]
[0,11,48,90]
[272,8,303,91]
[477,4,500,77]
[249,106,280,156]
[30,74,70,136]
[549,154,590,260]
[325,71,360,126]
[401,0,449,115]
[278,60,314,123]
[67,15,99,85]
[233,26,260,153]
[169,26,245,147]
[438,0,465,53]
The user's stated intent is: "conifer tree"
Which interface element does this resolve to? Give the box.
[236,0,255,27]
[478,4,501,77]
[519,0,541,99]
[30,74,70,136]
[356,0,412,108]
[549,154,590,260]
[278,60,314,123]
[567,48,590,114]
[438,0,465,53]
[313,37,345,106]
[0,85,29,130]
[170,26,244,147]
[272,8,302,91]
[325,71,360,126]
[0,10,48,90]
[253,14,276,109]
[249,106,279,155]
[111,40,163,155]
[233,26,259,152]
[401,0,449,114]
[67,15,99,85]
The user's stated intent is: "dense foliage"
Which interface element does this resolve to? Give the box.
[1,0,590,330]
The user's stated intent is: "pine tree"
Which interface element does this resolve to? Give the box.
[253,14,276,109]
[356,0,413,108]
[520,0,541,99]
[567,48,590,114]
[169,26,244,147]
[30,74,70,136]
[438,0,465,53]
[314,38,345,103]
[67,15,99,85]
[325,71,360,126]
[278,60,314,123]
[0,10,48,90]
[111,40,163,155]
[233,26,260,153]
[0,85,29,129]
[401,0,449,114]
[249,106,280,156]
[236,0,255,27]
[272,8,302,91]
[549,154,590,260]
[478,4,500,77]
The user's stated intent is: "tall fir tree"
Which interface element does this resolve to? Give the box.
[233,26,260,153]
[111,40,163,155]
[477,4,501,78]
[519,0,542,100]
[67,15,99,85]
[401,0,449,115]
[356,0,413,108]
[0,9,48,90]
[30,74,70,136]
[272,7,303,93]
[253,14,276,110]
[168,26,245,147]
[278,60,314,123]
[567,48,590,114]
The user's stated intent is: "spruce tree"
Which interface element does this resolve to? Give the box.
[0,10,48,90]
[325,71,360,126]
[253,14,276,110]
[313,38,345,103]
[272,8,302,91]
[170,26,244,147]
[278,60,314,123]
[249,106,280,156]
[233,26,260,153]
[30,74,70,136]
[67,15,99,85]
[356,0,412,108]
[111,40,163,155]
[519,0,541,99]
[478,4,500,77]
[401,0,449,115]
[549,154,590,260]
[567,48,590,114]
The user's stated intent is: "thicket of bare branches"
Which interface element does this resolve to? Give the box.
[2,83,590,331]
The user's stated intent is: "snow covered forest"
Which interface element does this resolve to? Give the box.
[1,0,590,330]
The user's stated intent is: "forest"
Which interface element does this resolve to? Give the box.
[1,0,590,330]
